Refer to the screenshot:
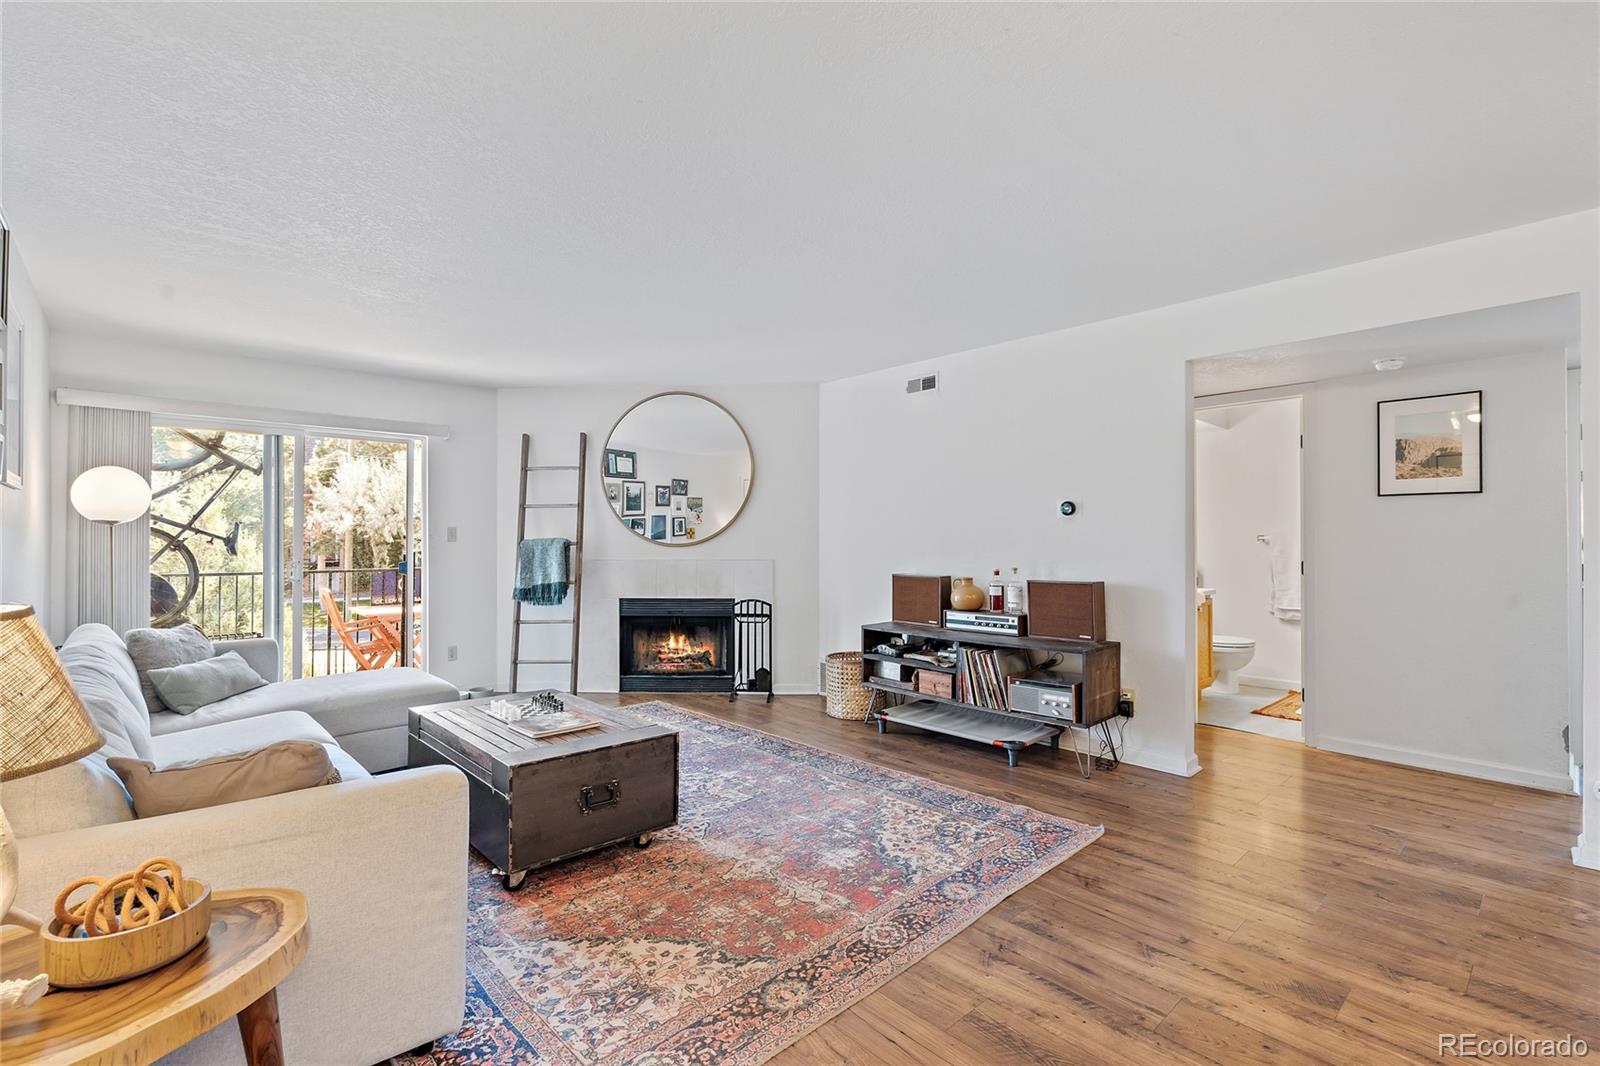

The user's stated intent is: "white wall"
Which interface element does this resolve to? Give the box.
[1304,351,1570,790]
[46,331,501,689]
[1567,366,1584,781]
[0,250,53,613]
[497,384,819,693]
[1195,397,1302,689]
[820,210,1598,795]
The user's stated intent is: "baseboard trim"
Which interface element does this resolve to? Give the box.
[1573,833,1600,871]
[1121,744,1201,778]
[1237,673,1301,693]
[1314,733,1573,793]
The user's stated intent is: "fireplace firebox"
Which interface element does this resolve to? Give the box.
[619,598,734,693]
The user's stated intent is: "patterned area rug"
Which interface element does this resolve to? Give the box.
[398,701,1102,1066]
[1252,690,1304,721]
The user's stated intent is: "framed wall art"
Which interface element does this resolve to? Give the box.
[1377,390,1482,496]
[0,326,20,490]
[621,479,646,516]
[604,448,636,478]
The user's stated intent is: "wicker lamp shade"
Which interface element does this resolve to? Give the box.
[0,604,102,782]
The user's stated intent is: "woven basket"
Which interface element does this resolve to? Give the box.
[823,651,878,721]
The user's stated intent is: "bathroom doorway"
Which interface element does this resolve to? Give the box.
[1187,295,1583,791]
[1194,392,1306,741]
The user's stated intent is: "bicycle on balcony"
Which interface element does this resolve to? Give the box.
[149,429,261,627]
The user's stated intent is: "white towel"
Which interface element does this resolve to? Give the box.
[1266,534,1302,620]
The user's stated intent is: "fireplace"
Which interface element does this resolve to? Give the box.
[619,598,734,693]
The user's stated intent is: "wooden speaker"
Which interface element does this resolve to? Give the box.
[891,574,951,627]
[1027,580,1107,642]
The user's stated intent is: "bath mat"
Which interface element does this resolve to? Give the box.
[1252,690,1303,721]
[397,700,1102,1066]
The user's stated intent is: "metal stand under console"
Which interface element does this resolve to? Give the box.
[876,699,1062,768]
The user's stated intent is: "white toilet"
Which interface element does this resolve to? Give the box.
[1210,635,1256,694]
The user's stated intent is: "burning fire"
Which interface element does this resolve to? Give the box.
[635,627,719,673]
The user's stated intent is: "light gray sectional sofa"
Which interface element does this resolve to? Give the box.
[7,624,469,1065]
[143,631,459,772]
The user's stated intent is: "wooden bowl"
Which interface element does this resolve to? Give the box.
[40,879,213,988]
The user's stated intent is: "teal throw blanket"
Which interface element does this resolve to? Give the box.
[515,538,570,605]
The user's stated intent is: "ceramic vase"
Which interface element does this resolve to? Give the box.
[949,577,985,611]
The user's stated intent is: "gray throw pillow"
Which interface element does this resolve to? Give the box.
[125,623,215,713]
[145,652,268,715]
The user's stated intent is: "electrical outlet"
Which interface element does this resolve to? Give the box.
[1119,688,1135,704]
[447,645,459,662]
[447,526,458,543]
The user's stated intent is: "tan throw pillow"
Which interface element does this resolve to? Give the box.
[108,741,341,819]
[125,624,215,714]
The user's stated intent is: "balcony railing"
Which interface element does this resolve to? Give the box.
[155,565,422,678]
[302,566,422,678]
[156,570,266,640]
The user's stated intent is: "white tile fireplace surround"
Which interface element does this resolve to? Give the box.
[524,558,775,692]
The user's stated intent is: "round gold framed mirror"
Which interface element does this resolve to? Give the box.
[601,392,753,547]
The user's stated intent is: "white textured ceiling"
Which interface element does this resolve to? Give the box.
[3,3,1597,387]
[1192,295,1580,396]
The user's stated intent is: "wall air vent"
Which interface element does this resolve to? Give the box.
[905,374,939,395]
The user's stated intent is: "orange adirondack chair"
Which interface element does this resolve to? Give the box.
[319,589,395,670]
[377,615,423,668]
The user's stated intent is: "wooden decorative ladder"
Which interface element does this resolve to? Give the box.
[508,432,587,693]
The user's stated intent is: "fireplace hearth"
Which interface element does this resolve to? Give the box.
[619,598,734,693]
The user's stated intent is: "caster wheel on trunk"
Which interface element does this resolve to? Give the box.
[635,833,654,848]
[503,869,528,891]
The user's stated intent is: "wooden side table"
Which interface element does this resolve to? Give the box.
[0,888,308,1066]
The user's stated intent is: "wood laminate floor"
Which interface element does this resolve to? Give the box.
[583,693,1599,1065]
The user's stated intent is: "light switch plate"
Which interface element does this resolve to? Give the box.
[447,526,458,543]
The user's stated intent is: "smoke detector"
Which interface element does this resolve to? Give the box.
[1372,357,1406,372]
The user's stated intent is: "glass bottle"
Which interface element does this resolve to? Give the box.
[987,570,1004,612]
[1005,567,1026,615]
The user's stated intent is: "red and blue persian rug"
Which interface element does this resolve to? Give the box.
[400,701,1102,1066]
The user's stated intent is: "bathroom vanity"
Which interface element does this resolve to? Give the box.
[1197,589,1215,695]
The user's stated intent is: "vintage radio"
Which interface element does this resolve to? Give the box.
[1026,580,1107,642]
[942,609,1027,636]
[1007,672,1082,723]
[891,574,951,627]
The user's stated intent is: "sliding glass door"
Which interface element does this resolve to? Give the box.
[291,434,422,677]
[150,424,424,679]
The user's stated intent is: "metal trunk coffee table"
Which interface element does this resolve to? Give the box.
[408,693,680,890]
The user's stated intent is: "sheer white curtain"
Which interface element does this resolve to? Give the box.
[65,404,152,634]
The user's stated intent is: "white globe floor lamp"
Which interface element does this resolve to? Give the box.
[69,465,152,626]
